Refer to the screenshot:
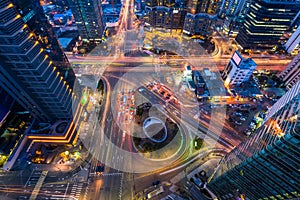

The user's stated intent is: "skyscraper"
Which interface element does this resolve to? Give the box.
[0,0,75,122]
[222,51,257,87]
[218,0,251,20]
[186,0,210,14]
[279,52,300,89]
[183,12,216,36]
[144,0,186,29]
[12,0,75,87]
[208,81,300,199]
[182,0,221,36]
[284,25,300,53]
[235,0,300,50]
[67,0,105,41]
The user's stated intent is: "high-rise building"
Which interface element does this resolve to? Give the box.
[67,0,105,42]
[183,0,220,36]
[187,0,210,14]
[145,0,175,7]
[218,0,251,20]
[208,81,300,199]
[284,25,300,53]
[12,0,75,87]
[144,0,186,29]
[279,52,300,89]
[218,0,251,36]
[235,0,300,50]
[145,6,186,29]
[183,12,216,36]
[0,0,75,122]
[221,51,257,87]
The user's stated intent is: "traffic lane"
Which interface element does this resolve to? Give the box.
[138,86,235,148]
[97,174,122,200]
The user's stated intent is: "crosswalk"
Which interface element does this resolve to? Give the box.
[20,169,89,200]
[29,170,48,200]
[70,182,84,199]
[119,173,124,200]
[90,172,123,177]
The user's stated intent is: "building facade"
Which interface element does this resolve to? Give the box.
[144,0,186,29]
[279,52,300,89]
[183,12,216,36]
[182,0,220,36]
[208,80,300,200]
[12,0,75,87]
[284,25,300,53]
[218,0,251,19]
[67,0,105,41]
[145,6,186,29]
[222,51,257,86]
[235,0,300,50]
[0,0,75,122]
[218,0,251,36]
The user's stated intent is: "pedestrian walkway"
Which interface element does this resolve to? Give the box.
[29,170,48,200]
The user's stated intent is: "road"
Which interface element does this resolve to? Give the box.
[67,54,290,72]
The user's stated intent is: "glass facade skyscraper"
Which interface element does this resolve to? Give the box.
[67,0,105,41]
[12,0,75,88]
[235,0,300,50]
[0,0,75,122]
[208,81,300,199]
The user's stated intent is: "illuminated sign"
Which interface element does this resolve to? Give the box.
[232,52,242,65]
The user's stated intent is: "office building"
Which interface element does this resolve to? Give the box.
[186,0,210,14]
[67,0,105,41]
[145,6,186,29]
[183,12,216,36]
[284,25,300,53]
[0,0,74,122]
[182,0,219,37]
[208,80,300,200]
[279,52,300,89]
[235,0,300,50]
[221,51,257,86]
[218,0,251,19]
[144,0,186,29]
[145,0,175,7]
[218,0,251,36]
[12,0,75,87]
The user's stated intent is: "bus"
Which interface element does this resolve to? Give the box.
[146,186,164,199]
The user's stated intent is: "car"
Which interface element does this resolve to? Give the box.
[96,163,105,175]
[245,131,252,136]
[190,177,204,189]
[235,121,242,125]
[152,180,160,187]
[240,117,246,121]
